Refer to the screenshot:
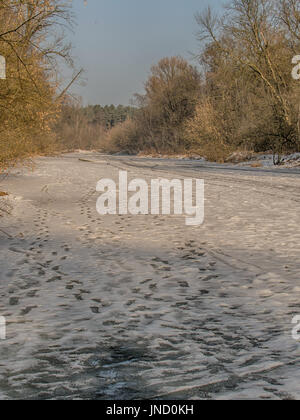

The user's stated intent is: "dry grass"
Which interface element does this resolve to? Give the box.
[250,161,263,168]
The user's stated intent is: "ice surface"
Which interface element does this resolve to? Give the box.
[0,153,299,400]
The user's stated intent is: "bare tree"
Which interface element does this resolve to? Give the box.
[0,0,75,168]
[195,0,300,162]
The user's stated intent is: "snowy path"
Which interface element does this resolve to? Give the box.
[0,153,299,400]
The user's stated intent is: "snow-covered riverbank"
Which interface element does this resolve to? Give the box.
[0,153,299,400]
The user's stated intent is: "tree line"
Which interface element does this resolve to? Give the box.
[54,103,136,151]
[0,0,77,168]
[108,0,300,163]
[1,0,300,167]
[0,0,134,163]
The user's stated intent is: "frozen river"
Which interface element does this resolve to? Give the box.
[0,153,299,399]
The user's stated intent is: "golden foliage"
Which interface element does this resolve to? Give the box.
[0,0,72,169]
[184,101,234,162]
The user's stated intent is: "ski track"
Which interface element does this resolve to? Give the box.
[0,153,299,400]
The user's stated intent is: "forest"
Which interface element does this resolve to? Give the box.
[1,0,300,166]
[107,0,300,163]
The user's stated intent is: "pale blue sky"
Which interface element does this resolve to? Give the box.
[68,0,222,105]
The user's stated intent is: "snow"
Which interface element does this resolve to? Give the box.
[0,152,299,400]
